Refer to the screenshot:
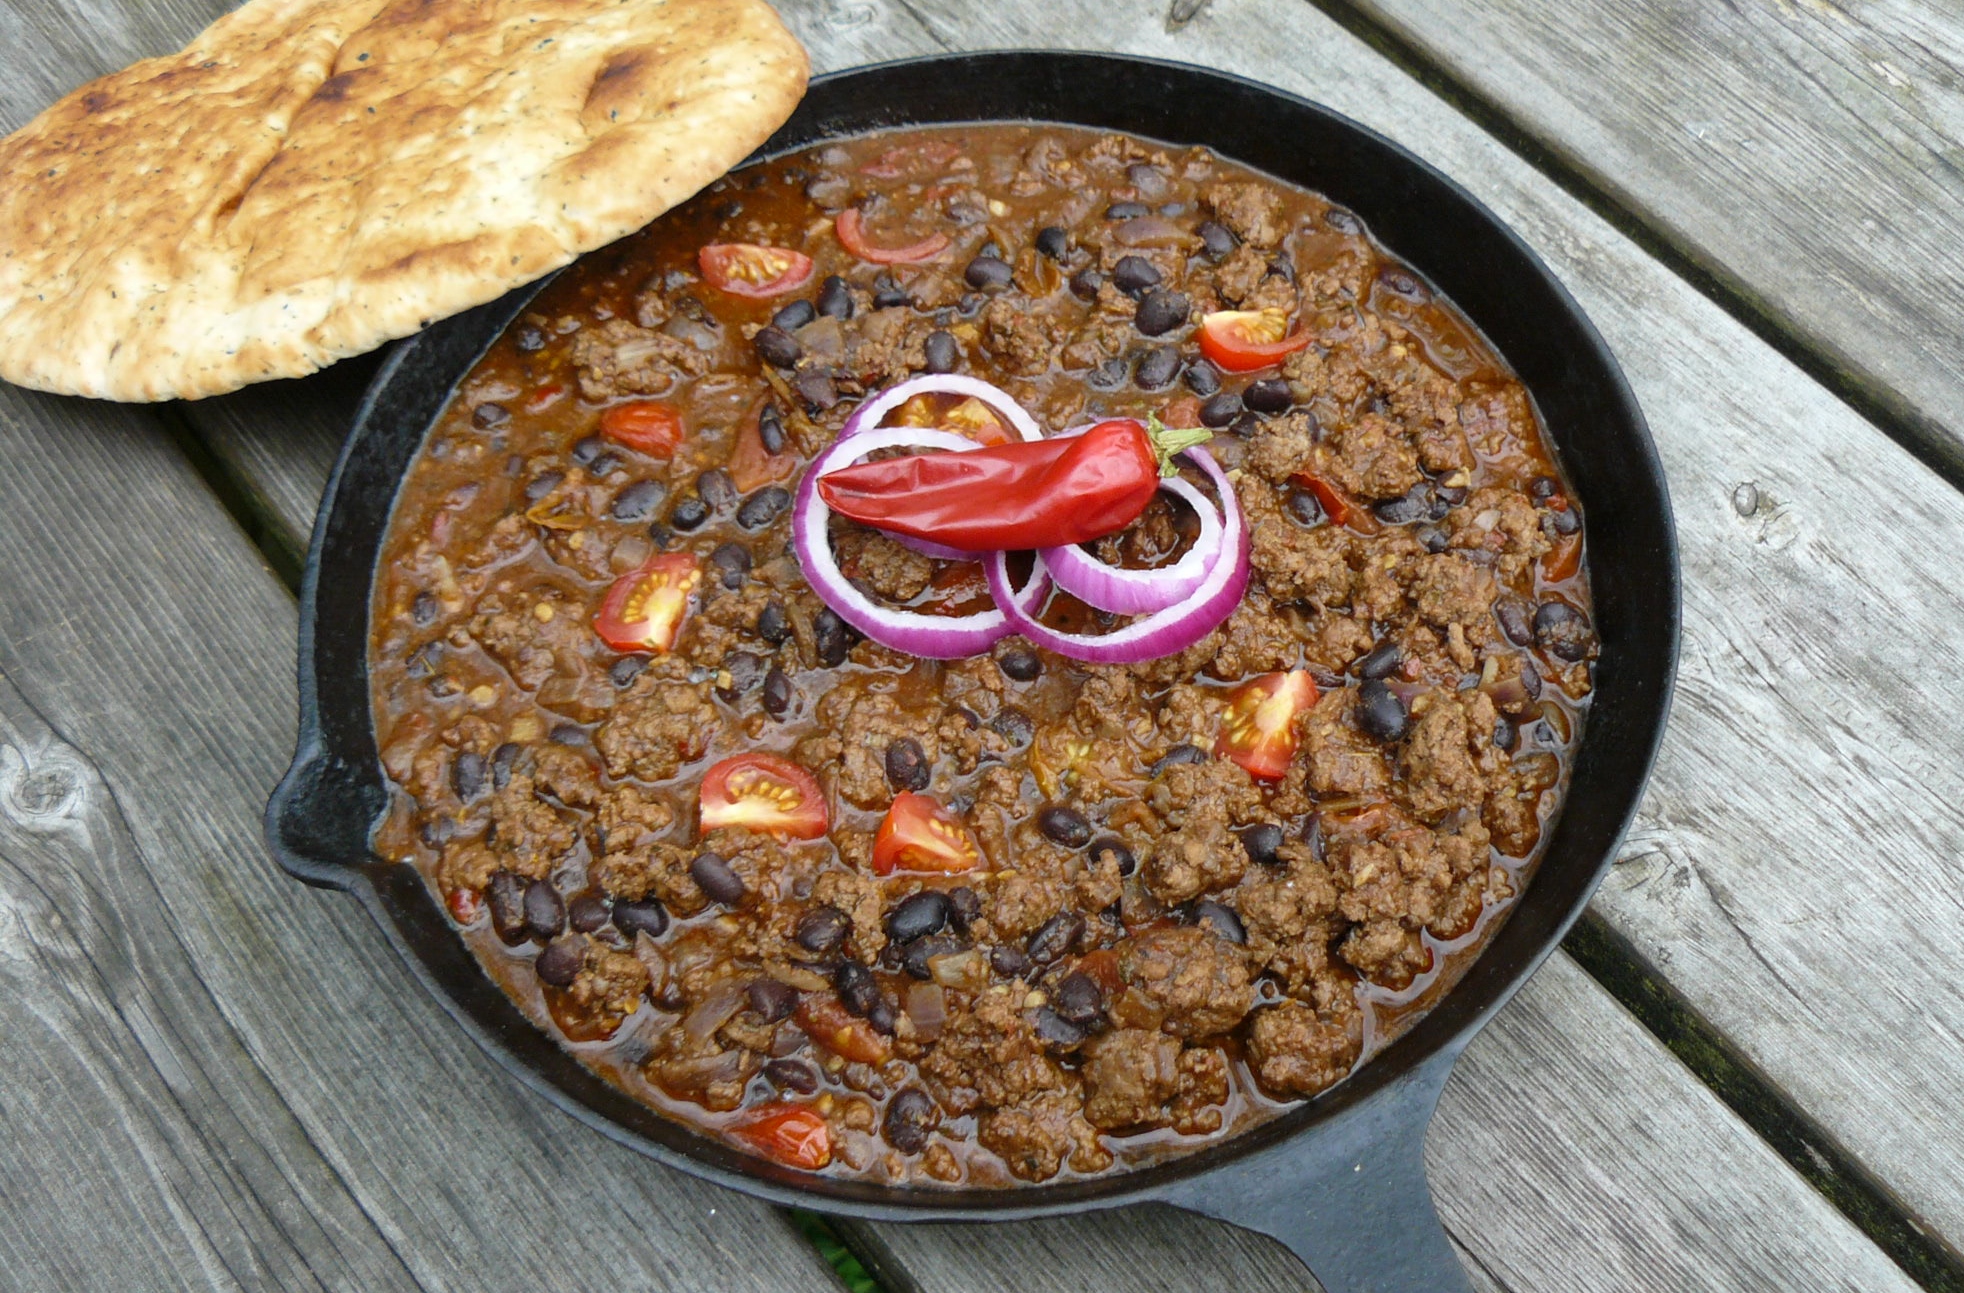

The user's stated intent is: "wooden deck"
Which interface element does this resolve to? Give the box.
[2,0,1960,1289]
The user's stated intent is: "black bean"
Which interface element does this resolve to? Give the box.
[524,470,563,503]
[947,886,982,931]
[568,892,611,933]
[737,486,792,532]
[1198,219,1237,260]
[762,666,793,718]
[887,891,952,944]
[1268,255,1299,285]
[817,274,854,319]
[1240,823,1285,867]
[690,853,745,906]
[756,600,791,645]
[834,962,883,1017]
[990,945,1032,979]
[753,325,802,368]
[451,750,487,801]
[1286,487,1326,527]
[1356,641,1402,680]
[669,496,709,533]
[489,743,521,790]
[1032,1007,1087,1049]
[883,738,930,792]
[1534,601,1593,662]
[1134,346,1181,390]
[757,403,787,455]
[420,817,456,850]
[1530,475,1560,501]
[1244,378,1293,414]
[1373,483,1433,525]
[1304,815,1328,864]
[997,645,1042,681]
[1134,289,1189,336]
[748,978,799,1023]
[590,451,622,478]
[1189,900,1246,944]
[695,468,737,512]
[522,879,565,941]
[1434,476,1470,507]
[1229,411,1261,438]
[1149,742,1209,777]
[1088,357,1128,390]
[611,478,665,522]
[1052,972,1105,1027]
[515,325,547,352]
[1105,200,1150,220]
[1111,255,1161,297]
[610,656,649,689]
[965,255,1014,290]
[789,908,849,959]
[1035,225,1069,260]
[1356,679,1410,742]
[1493,715,1519,752]
[1088,835,1136,877]
[1199,391,1243,428]
[1068,267,1104,300]
[794,370,840,413]
[1416,523,1450,554]
[472,402,510,430]
[921,328,961,374]
[1548,505,1582,537]
[772,299,816,331]
[718,650,765,702]
[1185,359,1222,397]
[570,434,605,466]
[1027,912,1084,965]
[1326,206,1364,235]
[1378,265,1429,301]
[1494,596,1536,647]
[548,723,586,748]
[488,871,530,944]
[883,1088,938,1154]
[764,1058,820,1094]
[1037,805,1092,849]
[536,937,584,987]
[990,707,1035,747]
[903,933,966,981]
[613,898,669,940]
[411,591,438,627]
[872,274,910,309]
[814,608,853,667]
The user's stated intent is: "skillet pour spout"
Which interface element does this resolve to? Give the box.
[265,52,1677,1292]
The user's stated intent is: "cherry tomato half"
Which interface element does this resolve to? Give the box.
[700,754,828,839]
[835,208,952,265]
[795,994,892,1066]
[698,243,815,298]
[1215,670,1319,781]
[1196,308,1312,373]
[600,400,685,457]
[1292,473,1382,536]
[731,1103,833,1171]
[593,553,702,654]
[872,792,981,875]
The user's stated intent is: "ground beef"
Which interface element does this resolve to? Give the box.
[1318,412,1424,501]
[833,527,935,602]
[1399,689,1507,822]
[1202,180,1287,247]
[1298,688,1392,797]
[1246,999,1361,1098]
[921,988,1068,1115]
[981,297,1059,374]
[1410,553,1499,629]
[1117,926,1254,1038]
[595,677,714,783]
[977,1091,1111,1182]
[552,938,651,1040]
[570,318,717,401]
[1245,411,1318,485]
[1080,1029,1229,1133]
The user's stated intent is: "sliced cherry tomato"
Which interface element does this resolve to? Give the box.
[1215,670,1319,781]
[872,792,982,875]
[1197,308,1313,373]
[795,994,892,1065]
[700,753,828,839]
[887,392,1014,446]
[593,553,702,654]
[731,1103,833,1170]
[698,242,815,298]
[446,888,482,925]
[835,207,952,265]
[599,400,686,457]
[727,399,795,492]
[858,139,963,179]
[1292,472,1382,536]
[1541,532,1583,582]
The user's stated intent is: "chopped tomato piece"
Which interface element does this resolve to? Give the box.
[698,242,815,298]
[731,1103,833,1170]
[1541,532,1582,582]
[524,383,566,414]
[835,208,952,265]
[593,553,702,654]
[1215,670,1319,781]
[446,888,482,925]
[872,793,982,875]
[727,399,795,492]
[700,754,828,839]
[1161,394,1202,431]
[795,994,892,1065]
[599,400,685,457]
[888,392,1014,446]
[1292,472,1382,536]
[1197,308,1312,372]
[1074,949,1123,995]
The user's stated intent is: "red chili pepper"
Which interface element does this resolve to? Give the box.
[817,418,1214,552]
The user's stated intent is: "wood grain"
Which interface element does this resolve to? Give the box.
[0,385,842,1293]
[1329,0,1964,478]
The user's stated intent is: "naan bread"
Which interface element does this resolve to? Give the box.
[0,0,808,401]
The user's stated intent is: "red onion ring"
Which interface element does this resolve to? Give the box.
[983,449,1248,665]
[792,427,1050,658]
[839,373,1044,444]
[1038,474,1225,615]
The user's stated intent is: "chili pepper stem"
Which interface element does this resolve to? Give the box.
[1144,415,1217,477]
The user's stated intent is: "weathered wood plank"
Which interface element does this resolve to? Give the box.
[0,385,842,1293]
[1330,0,1964,478]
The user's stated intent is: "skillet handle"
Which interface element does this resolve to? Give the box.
[1161,1045,1471,1293]
[264,738,383,891]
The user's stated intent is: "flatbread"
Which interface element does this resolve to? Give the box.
[0,0,808,402]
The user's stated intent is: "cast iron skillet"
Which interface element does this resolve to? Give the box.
[266,52,1678,1292]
